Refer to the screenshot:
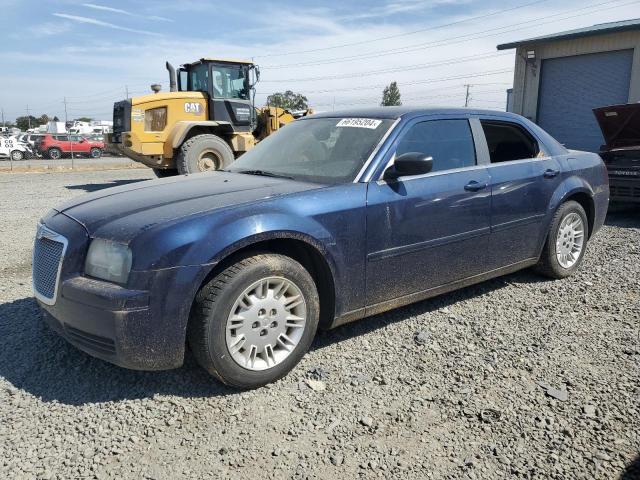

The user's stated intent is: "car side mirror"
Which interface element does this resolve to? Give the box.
[384,152,433,180]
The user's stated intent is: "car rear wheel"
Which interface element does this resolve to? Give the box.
[534,200,588,279]
[48,148,62,160]
[188,253,320,389]
[176,134,234,175]
[10,150,24,161]
[153,168,178,178]
[90,148,102,158]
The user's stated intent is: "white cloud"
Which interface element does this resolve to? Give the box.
[3,1,640,119]
[81,3,173,22]
[51,13,162,36]
[27,21,72,38]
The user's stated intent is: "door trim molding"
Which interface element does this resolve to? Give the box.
[367,226,490,262]
[492,213,545,233]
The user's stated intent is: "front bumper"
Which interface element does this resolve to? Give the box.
[38,274,187,370]
[608,175,640,203]
[35,211,207,371]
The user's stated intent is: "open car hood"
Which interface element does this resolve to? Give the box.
[593,103,640,151]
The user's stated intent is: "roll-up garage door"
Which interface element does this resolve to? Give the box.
[536,49,633,152]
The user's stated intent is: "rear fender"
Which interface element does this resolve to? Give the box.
[535,177,595,255]
[165,121,233,156]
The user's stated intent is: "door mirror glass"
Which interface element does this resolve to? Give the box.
[385,152,433,179]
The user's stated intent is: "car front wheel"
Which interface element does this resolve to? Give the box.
[10,150,24,161]
[534,200,588,279]
[188,253,320,389]
[90,148,102,158]
[48,148,62,160]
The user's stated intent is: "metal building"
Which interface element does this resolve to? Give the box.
[498,18,640,152]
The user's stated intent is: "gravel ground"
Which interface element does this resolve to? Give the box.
[0,169,638,479]
[0,155,143,173]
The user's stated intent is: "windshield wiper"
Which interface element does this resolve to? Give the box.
[235,169,294,180]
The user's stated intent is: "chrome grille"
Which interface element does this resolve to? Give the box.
[33,225,67,304]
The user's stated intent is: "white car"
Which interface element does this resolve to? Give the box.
[0,137,28,161]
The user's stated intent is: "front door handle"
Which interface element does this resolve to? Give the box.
[464,180,488,192]
[543,169,560,178]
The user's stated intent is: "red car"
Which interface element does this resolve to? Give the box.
[38,134,104,159]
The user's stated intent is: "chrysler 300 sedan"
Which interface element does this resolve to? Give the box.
[33,108,609,388]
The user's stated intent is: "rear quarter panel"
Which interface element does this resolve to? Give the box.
[550,151,609,237]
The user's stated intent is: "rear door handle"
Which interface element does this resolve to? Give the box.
[464,180,488,192]
[543,169,560,178]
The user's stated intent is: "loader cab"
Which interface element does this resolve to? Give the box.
[177,58,258,133]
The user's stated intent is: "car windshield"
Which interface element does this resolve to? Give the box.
[227,117,395,184]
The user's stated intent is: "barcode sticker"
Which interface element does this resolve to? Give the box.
[336,118,382,129]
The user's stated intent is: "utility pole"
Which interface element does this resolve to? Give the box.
[125,85,129,99]
[332,96,335,112]
[464,84,472,108]
[26,105,31,129]
[63,97,68,124]
[1,108,5,129]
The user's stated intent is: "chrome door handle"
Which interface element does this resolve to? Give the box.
[543,169,560,178]
[464,181,488,192]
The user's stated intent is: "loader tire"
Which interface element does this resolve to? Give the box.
[176,134,234,175]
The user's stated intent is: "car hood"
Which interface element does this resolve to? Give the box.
[593,103,640,150]
[55,171,323,241]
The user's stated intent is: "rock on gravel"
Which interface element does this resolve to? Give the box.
[1,170,639,479]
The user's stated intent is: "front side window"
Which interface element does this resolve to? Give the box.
[211,64,249,100]
[395,119,476,172]
[56,135,69,142]
[188,64,209,93]
[481,120,542,163]
[227,117,395,184]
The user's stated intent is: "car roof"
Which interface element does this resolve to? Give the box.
[309,106,518,120]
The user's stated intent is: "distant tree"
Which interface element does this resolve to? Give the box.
[39,114,49,124]
[74,117,93,123]
[266,91,309,110]
[381,81,402,107]
[52,115,60,122]
[15,115,42,131]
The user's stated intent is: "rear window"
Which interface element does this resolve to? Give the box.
[481,121,542,163]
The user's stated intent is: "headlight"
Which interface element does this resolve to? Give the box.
[144,107,167,132]
[85,239,132,284]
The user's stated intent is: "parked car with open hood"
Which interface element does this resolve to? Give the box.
[594,103,640,204]
[33,107,609,389]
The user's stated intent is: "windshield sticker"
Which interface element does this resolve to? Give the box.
[336,118,382,129]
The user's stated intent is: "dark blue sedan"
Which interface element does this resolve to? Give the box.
[33,108,609,388]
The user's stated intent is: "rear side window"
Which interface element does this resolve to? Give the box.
[55,135,69,141]
[481,121,541,163]
[395,119,476,173]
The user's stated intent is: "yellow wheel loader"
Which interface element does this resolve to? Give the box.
[109,58,312,177]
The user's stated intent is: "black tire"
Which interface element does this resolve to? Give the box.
[10,150,24,161]
[188,253,320,389]
[534,200,589,279]
[175,134,234,175]
[90,148,102,158]
[48,148,62,160]
[153,168,178,178]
